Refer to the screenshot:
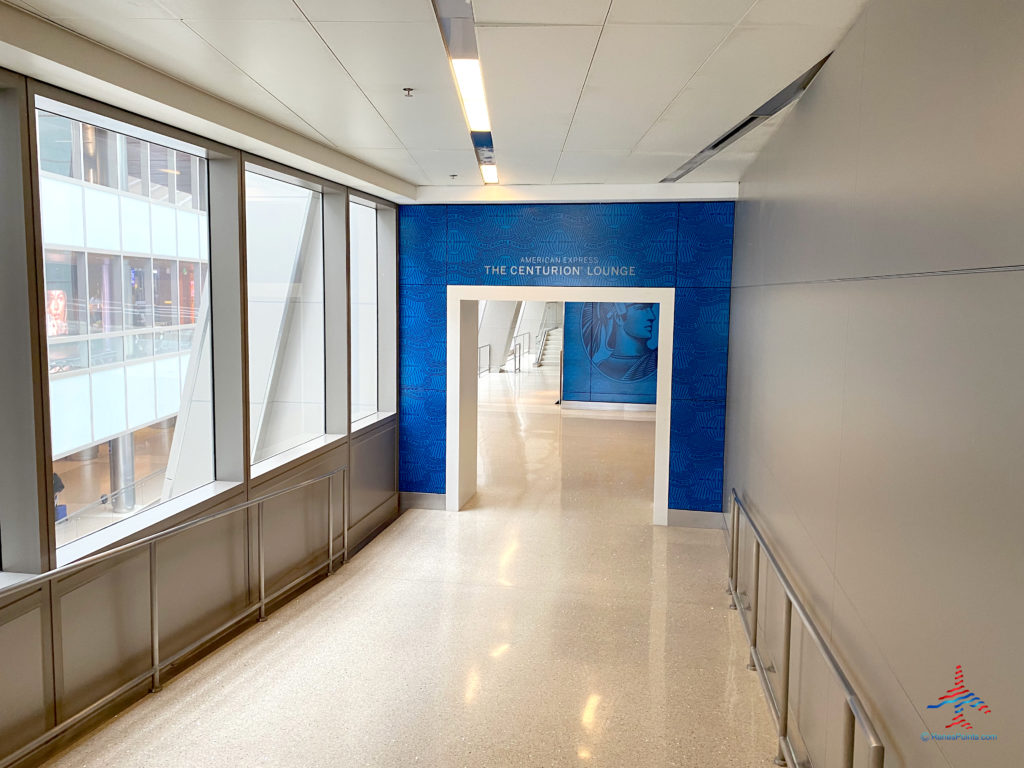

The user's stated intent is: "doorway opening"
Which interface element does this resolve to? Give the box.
[446,286,674,525]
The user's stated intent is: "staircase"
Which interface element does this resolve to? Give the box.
[535,326,563,367]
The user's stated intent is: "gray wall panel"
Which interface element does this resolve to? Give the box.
[157,508,250,659]
[728,0,1024,764]
[261,483,329,594]
[57,553,150,718]
[0,603,47,754]
[350,422,397,526]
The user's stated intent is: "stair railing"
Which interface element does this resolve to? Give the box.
[728,489,884,768]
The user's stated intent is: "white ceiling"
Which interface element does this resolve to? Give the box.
[3,0,870,191]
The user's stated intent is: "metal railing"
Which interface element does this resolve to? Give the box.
[728,490,884,768]
[477,344,491,376]
[511,331,530,355]
[532,327,553,367]
[0,466,347,768]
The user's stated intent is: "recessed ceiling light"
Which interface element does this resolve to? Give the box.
[480,163,498,184]
[452,58,491,132]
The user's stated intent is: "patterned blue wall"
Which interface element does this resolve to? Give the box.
[398,201,733,511]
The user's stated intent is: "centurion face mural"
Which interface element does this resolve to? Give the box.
[580,301,659,382]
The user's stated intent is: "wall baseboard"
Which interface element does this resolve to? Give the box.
[398,491,446,512]
[667,508,726,529]
[560,400,657,412]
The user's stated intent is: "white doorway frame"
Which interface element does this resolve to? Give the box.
[446,285,675,525]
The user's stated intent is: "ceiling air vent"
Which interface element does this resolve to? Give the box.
[660,53,832,183]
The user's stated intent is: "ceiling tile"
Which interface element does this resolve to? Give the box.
[743,0,870,28]
[314,21,470,151]
[610,152,691,183]
[607,0,753,25]
[563,23,729,152]
[349,148,429,184]
[637,24,841,153]
[295,0,436,23]
[408,149,484,185]
[186,19,403,149]
[158,0,304,20]
[477,25,600,154]
[472,0,611,26]
[18,0,171,19]
[49,17,327,142]
[495,150,562,185]
[552,151,628,184]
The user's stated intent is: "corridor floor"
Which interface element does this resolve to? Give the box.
[45,364,775,768]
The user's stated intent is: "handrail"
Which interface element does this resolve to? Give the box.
[477,343,491,376]
[533,327,551,367]
[728,490,884,768]
[511,331,530,354]
[0,465,347,768]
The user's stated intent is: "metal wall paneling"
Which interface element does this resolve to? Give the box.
[53,552,150,719]
[155,508,250,662]
[349,418,398,528]
[0,586,51,756]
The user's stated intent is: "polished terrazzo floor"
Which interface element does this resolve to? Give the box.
[45,363,775,767]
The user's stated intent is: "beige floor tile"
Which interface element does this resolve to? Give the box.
[44,365,775,768]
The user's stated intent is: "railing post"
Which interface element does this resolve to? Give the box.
[775,595,793,766]
[729,496,740,609]
[327,476,335,575]
[257,501,267,622]
[841,701,856,768]
[149,541,161,692]
[748,538,761,670]
[342,468,350,563]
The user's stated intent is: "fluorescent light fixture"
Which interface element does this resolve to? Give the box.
[480,163,498,184]
[452,58,491,132]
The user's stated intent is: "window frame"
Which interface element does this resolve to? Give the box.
[28,81,247,567]
[241,157,349,476]
[348,191,397,433]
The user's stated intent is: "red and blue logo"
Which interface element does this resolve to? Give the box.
[927,665,991,729]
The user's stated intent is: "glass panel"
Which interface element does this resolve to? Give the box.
[48,341,89,373]
[148,143,171,203]
[121,136,146,196]
[349,201,378,422]
[44,250,88,337]
[126,333,154,360]
[37,112,77,178]
[174,151,194,209]
[124,256,153,329]
[37,104,214,549]
[154,330,178,355]
[244,170,325,464]
[90,337,124,366]
[178,262,197,325]
[88,253,123,333]
[153,259,177,326]
[81,124,118,189]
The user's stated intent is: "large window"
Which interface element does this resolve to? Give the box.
[349,200,378,422]
[245,170,325,465]
[37,106,215,548]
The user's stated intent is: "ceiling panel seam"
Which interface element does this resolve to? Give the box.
[551,0,613,183]
[628,0,760,155]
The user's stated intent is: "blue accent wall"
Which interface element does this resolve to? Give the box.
[398,201,733,511]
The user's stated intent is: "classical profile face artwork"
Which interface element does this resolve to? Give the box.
[580,302,658,382]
